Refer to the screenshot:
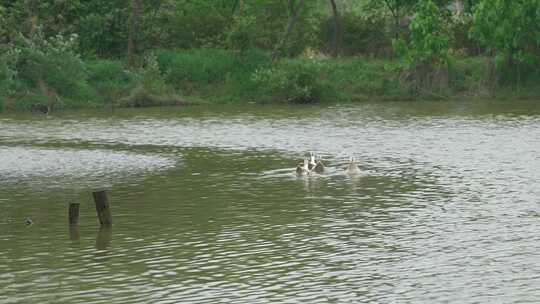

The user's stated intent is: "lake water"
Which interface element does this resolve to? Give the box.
[1,101,539,303]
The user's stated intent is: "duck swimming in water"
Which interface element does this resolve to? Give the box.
[296,158,310,176]
[345,156,361,175]
[308,152,316,171]
[313,155,325,174]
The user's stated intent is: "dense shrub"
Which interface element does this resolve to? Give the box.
[251,59,334,104]
[392,0,451,96]
[227,16,257,55]
[318,11,391,57]
[448,56,490,95]
[156,48,270,93]
[0,5,8,44]
[0,46,18,97]
[393,0,450,68]
[76,9,128,57]
[86,59,133,103]
[318,58,403,100]
[1,31,97,109]
[86,59,131,85]
[238,0,319,57]
[150,4,229,50]
[83,54,184,108]
[448,15,482,56]
[470,0,540,85]
[156,49,235,88]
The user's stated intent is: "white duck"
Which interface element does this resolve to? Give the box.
[296,158,310,176]
[308,152,317,171]
[313,155,325,174]
[345,156,361,175]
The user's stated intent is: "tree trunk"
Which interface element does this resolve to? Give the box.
[394,11,400,40]
[232,0,244,15]
[127,0,140,66]
[26,0,39,35]
[382,0,400,40]
[271,0,306,63]
[487,53,498,97]
[329,0,341,57]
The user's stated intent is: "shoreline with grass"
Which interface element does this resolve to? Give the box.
[2,1,540,113]
[2,48,540,113]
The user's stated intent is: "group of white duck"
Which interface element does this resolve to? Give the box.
[296,152,361,176]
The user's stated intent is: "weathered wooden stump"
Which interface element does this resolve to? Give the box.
[68,203,80,226]
[96,227,112,250]
[69,225,80,241]
[68,202,80,241]
[92,190,112,227]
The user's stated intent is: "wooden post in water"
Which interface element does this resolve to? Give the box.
[68,202,81,241]
[69,225,80,241]
[68,203,80,226]
[92,190,112,227]
[96,227,112,250]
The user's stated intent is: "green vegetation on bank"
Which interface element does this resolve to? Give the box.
[1,0,540,112]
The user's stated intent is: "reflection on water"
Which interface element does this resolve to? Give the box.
[1,101,540,303]
[69,225,80,242]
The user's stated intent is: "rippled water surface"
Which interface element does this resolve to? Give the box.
[1,102,540,303]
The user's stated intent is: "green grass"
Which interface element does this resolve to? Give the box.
[2,48,540,112]
[155,48,270,100]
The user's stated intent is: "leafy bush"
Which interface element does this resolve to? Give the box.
[157,49,235,89]
[117,53,188,108]
[393,0,450,68]
[86,59,133,104]
[392,0,451,96]
[227,16,257,55]
[75,5,129,57]
[448,14,481,56]
[156,48,270,94]
[138,53,168,94]
[0,45,19,97]
[0,30,103,110]
[251,59,334,104]
[318,58,403,101]
[318,11,391,57]
[0,5,8,44]
[237,0,319,57]
[448,56,490,95]
[470,0,540,85]
[15,32,85,93]
[86,60,130,84]
[158,1,229,49]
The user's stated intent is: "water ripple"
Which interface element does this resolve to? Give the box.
[1,102,540,303]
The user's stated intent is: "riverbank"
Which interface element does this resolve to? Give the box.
[1,48,540,113]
